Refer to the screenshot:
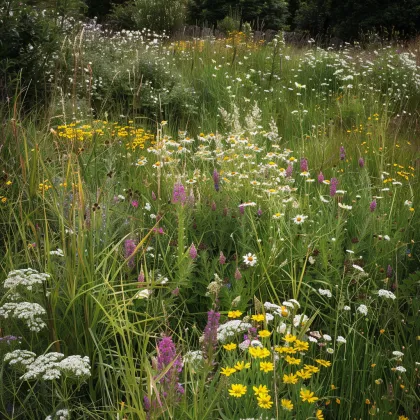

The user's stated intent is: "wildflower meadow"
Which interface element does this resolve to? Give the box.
[0,7,420,420]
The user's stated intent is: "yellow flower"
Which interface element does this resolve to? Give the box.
[228,310,243,319]
[294,340,309,352]
[399,416,409,420]
[380,329,385,334]
[258,393,273,409]
[280,306,289,316]
[281,398,294,411]
[285,355,301,365]
[315,359,331,367]
[228,384,247,398]
[283,373,298,384]
[249,347,270,359]
[316,410,324,420]
[336,398,341,404]
[365,399,371,405]
[284,334,296,343]
[223,343,237,351]
[304,364,320,373]
[253,385,269,396]
[300,389,318,403]
[220,367,236,377]
[258,329,271,338]
[234,361,251,371]
[275,346,297,354]
[260,361,274,373]
[331,384,338,390]
[296,369,312,379]
[251,314,265,322]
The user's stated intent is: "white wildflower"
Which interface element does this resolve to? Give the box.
[378,289,396,300]
[4,269,50,291]
[243,253,257,266]
[318,289,332,298]
[357,304,368,316]
[0,302,47,332]
[337,336,347,344]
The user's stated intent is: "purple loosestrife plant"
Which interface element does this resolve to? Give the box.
[359,157,365,168]
[172,182,186,205]
[202,310,220,361]
[124,239,136,268]
[330,177,339,197]
[300,158,308,172]
[318,172,325,183]
[213,169,220,192]
[189,243,198,260]
[370,199,377,212]
[219,251,226,265]
[340,146,346,161]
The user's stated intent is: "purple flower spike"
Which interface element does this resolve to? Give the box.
[358,157,365,168]
[189,243,198,260]
[386,265,393,278]
[330,177,339,197]
[172,182,186,204]
[318,172,324,183]
[124,239,136,268]
[203,310,220,352]
[340,146,346,161]
[300,158,308,172]
[219,251,226,265]
[286,164,293,177]
[234,267,242,280]
[213,169,220,192]
[370,199,377,212]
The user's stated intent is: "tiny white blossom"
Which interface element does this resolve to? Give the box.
[378,289,396,300]
[395,366,406,373]
[243,253,257,267]
[318,289,332,298]
[337,336,347,344]
[357,304,368,316]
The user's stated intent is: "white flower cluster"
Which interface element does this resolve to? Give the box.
[49,249,64,257]
[4,351,91,381]
[217,320,252,343]
[4,349,36,367]
[318,288,332,298]
[0,302,47,332]
[378,289,396,300]
[183,350,204,368]
[4,268,50,291]
[45,408,70,420]
[357,304,368,316]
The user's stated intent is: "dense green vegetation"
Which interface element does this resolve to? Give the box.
[0,1,419,419]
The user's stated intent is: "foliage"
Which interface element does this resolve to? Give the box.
[109,0,188,34]
[1,23,420,420]
[188,0,289,30]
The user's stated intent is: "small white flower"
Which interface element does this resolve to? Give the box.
[323,334,332,341]
[243,253,257,267]
[352,264,365,272]
[343,305,351,311]
[357,304,368,316]
[337,336,347,344]
[49,248,64,257]
[277,322,287,334]
[395,366,406,373]
[392,351,404,358]
[292,214,308,224]
[133,289,152,299]
[326,347,334,354]
[250,340,263,348]
[318,288,332,298]
[338,203,352,210]
[378,289,396,300]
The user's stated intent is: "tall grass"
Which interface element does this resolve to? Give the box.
[0,28,419,419]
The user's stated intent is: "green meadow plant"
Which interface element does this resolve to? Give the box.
[0,28,419,420]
